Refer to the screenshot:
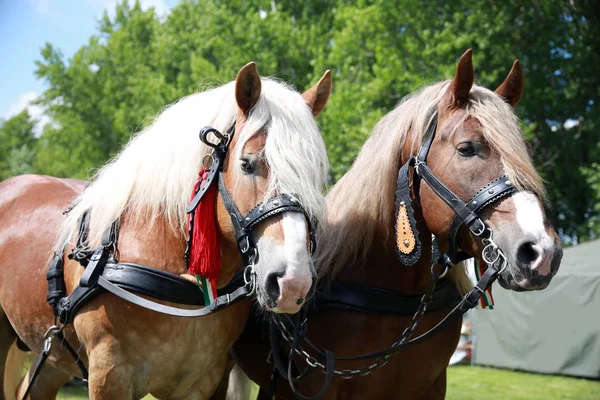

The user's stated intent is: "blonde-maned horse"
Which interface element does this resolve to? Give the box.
[0,62,332,399]
[227,51,563,399]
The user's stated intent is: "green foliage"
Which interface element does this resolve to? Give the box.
[4,0,595,242]
[0,110,37,179]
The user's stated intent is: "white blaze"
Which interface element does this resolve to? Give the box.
[281,212,311,272]
[514,191,552,246]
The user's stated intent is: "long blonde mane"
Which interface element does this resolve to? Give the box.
[316,81,545,290]
[58,78,328,252]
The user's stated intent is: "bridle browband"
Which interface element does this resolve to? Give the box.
[269,111,521,400]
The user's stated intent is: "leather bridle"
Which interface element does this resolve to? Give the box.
[269,111,522,400]
[187,125,316,275]
[395,112,516,271]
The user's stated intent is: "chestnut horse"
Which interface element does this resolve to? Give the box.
[0,63,332,399]
[227,51,563,399]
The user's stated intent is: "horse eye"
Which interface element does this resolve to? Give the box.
[240,158,256,174]
[456,142,477,157]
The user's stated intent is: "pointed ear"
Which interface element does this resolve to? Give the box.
[495,60,524,107]
[442,49,474,108]
[235,62,262,115]
[302,70,332,117]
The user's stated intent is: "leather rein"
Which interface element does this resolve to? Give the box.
[268,112,518,399]
[24,123,315,398]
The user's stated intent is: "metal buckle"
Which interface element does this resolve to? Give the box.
[470,218,487,236]
[239,236,250,254]
[414,160,425,176]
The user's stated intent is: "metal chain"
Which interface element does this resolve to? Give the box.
[273,271,440,378]
[272,224,507,380]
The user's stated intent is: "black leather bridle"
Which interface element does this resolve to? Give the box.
[395,112,516,271]
[186,125,316,276]
[269,111,522,400]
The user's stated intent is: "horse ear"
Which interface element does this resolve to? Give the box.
[235,62,262,115]
[302,70,332,117]
[495,60,524,107]
[442,49,474,108]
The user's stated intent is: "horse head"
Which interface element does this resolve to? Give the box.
[217,63,331,312]
[416,50,562,291]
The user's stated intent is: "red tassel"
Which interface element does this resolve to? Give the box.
[188,167,221,280]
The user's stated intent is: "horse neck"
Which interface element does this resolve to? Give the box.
[335,209,435,295]
[116,210,241,285]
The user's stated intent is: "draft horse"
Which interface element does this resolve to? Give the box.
[0,62,333,399]
[228,50,563,399]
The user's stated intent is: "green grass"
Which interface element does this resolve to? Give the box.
[446,366,599,400]
[57,366,599,399]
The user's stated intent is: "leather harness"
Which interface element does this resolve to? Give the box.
[266,111,519,399]
[23,124,315,398]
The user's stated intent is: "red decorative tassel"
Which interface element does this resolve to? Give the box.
[188,167,221,280]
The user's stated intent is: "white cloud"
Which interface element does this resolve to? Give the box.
[25,0,62,18]
[90,0,171,18]
[2,92,53,137]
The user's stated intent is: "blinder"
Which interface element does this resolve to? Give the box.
[394,112,517,268]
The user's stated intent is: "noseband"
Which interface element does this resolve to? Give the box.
[395,112,516,271]
[186,125,316,280]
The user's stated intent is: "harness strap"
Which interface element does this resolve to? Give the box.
[21,329,88,400]
[446,176,516,262]
[58,263,248,324]
[414,162,485,234]
[310,278,460,316]
[313,265,500,362]
[46,252,66,314]
[79,218,119,288]
[96,276,249,317]
[22,342,51,399]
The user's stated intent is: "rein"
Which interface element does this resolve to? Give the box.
[270,112,518,399]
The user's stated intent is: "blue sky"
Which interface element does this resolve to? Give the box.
[0,0,179,131]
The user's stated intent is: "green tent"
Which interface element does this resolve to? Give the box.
[473,240,600,378]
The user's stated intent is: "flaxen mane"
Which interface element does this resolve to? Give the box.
[58,79,328,254]
[316,81,545,294]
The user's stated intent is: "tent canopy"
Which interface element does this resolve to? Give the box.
[473,240,600,378]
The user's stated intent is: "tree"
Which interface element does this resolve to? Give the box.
[0,110,37,179]
[29,0,600,242]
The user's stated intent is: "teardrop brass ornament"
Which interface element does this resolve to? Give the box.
[396,203,416,254]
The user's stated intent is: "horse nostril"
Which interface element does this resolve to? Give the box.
[265,272,281,303]
[517,241,539,265]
